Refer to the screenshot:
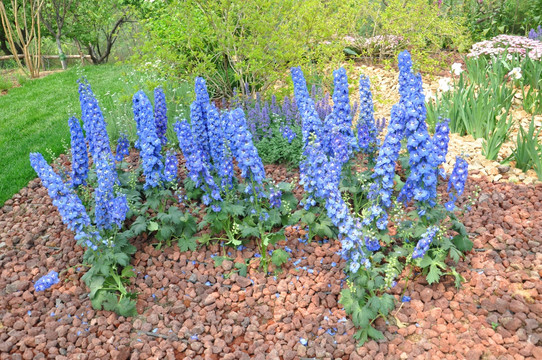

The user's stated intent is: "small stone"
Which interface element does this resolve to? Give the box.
[498,165,510,174]
[188,273,198,283]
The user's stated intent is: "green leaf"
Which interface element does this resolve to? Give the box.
[178,237,197,252]
[101,292,120,312]
[89,277,105,298]
[114,252,131,267]
[121,267,136,279]
[367,325,385,340]
[131,216,148,236]
[427,263,443,285]
[235,262,247,277]
[240,224,260,238]
[147,221,159,232]
[159,224,175,240]
[452,235,473,252]
[117,297,138,317]
[301,211,316,225]
[353,329,368,345]
[271,249,289,267]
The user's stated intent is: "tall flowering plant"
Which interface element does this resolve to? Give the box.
[292,52,474,343]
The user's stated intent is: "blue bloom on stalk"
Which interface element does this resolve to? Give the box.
[431,118,450,167]
[30,153,90,233]
[365,104,406,229]
[68,117,89,187]
[332,68,355,142]
[397,51,438,207]
[74,231,104,251]
[34,271,60,292]
[115,133,130,162]
[269,188,282,208]
[291,67,322,145]
[224,109,266,189]
[281,125,297,143]
[133,90,164,189]
[315,93,332,121]
[207,104,234,188]
[412,226,439,259]
[445,156,469,211]
[401,295,411,303]
[94,152,128,230]
[364,236,381,252]
[154,87,168,145]
[174,120,222,207]
[191,77,212,163]
[162,151,178,183]
[357,75,379,152]
[78,79,113,163]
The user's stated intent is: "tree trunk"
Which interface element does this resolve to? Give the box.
[55,34,67,70]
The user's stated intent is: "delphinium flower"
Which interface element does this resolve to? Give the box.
[191,77,212,163]
[528,25,542,41]
[74,230,104,251]
[364,236,381,252]
[34,271,60,292]
[174,120,222,209]
[162,150,178,183]
[94,152,128,230]
[331,68,355,145]
[375,117,386,135]
[365,104,406,230]
[291,67,322,145]
[357,75,379,153]
[154,87,168,145]
[315,93,332,121]
[133,90,164,189]
[328,125,352,165]
[412,226,439,259]
[206,104,234,188]
[115,133,130,162]
[269,187,282,209]
[397,51,438,207]
[431,118,450,167]
[281,125,297,143]
[78,79,113,162]
[224,109,267,193]
[68,116,89,187]
[445,156,469,211]
[30,153,91,233]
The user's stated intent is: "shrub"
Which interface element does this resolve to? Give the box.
[133,0,359,98]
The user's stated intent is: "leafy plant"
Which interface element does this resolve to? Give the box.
[506,117,542,172]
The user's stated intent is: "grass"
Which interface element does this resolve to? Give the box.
[0,64,193,206]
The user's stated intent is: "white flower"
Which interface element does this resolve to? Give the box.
[508,67,522,80]
[451,63,463,76]
[438,77,452,92]
[424,89,436,102]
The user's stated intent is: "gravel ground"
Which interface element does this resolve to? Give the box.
[1,160,541,360]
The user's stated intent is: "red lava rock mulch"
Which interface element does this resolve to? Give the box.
[0,172,541,360]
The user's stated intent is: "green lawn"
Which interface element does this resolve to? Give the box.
[0,65,135,206]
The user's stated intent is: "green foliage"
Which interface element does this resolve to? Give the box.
[0,75,13,91]
[506,117,542,173]
[133,0,359,98]
[256,123,303,166]
[357,0,470,71]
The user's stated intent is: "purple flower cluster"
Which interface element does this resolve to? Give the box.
[364,236,381,252]
[445,156,468,211]
[68,117,89,187]
[528,26,542,41]
[30,153,90,233]
[191,78,212,162]
[291,67,322,145]
[397,51,438,207]
[133,90,164,189]
[174,120,222,208]
[115,133,130,162]
[154,87,168,145]
[468,34,542,61]
[357,75,379,152]
[94,152,128,230]
[34,271,59,292]
[224,109,267,190]
[365,105,406,230]
[162,151,178,183]
[412,226,439,259]
[78,79,113,162]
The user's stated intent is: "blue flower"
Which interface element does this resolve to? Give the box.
[207,104,234,188]
[30,153,90,233]
[153,87,168,145]
[191,77,212,163]
[68,117,89,187]
[364,236,381,252]
[446,156,468,210]
[291,67,322,146]
[357,75,379,153]
[162,150,178,183]
[34,271,60,292]
[133,90,164,189]
[115,133,130,162]
[269,187,282,208]
[431,118,450,167]
[94,152,127,230]
[412,226,439,259]
[401,295,411,303]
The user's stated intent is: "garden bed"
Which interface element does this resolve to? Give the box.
[0,162,541,359]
